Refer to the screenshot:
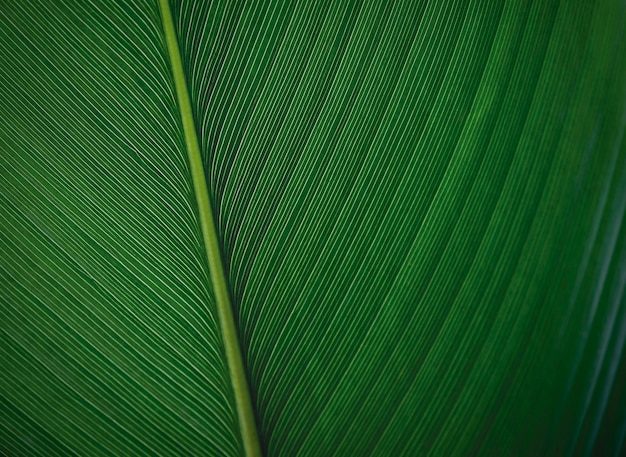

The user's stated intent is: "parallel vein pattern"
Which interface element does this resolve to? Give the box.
[0,0,625,456]
[174,0,626,455]
[0,1,241,455]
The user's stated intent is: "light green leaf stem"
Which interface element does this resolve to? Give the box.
[159,0,261,455]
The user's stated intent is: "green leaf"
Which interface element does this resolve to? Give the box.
[1,1,624,456]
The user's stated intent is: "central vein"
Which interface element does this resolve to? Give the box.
[158,1,262,456]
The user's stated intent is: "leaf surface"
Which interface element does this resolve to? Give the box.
[1,1,625,456]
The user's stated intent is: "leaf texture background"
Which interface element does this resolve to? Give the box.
[1,0,625,456]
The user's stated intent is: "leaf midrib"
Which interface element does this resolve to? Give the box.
[158,1,261,456]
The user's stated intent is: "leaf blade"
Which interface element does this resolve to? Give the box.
[0,1,241,455]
